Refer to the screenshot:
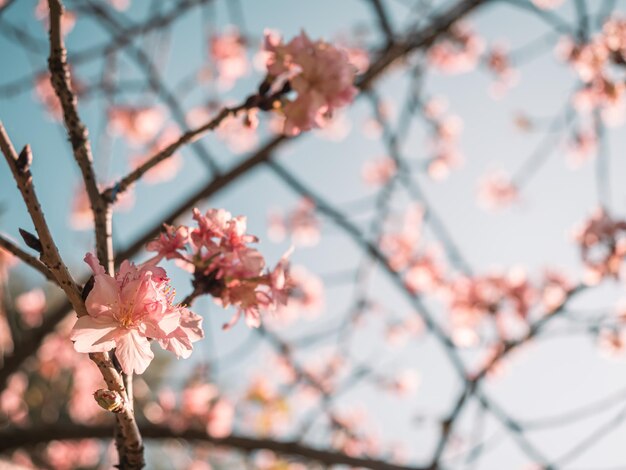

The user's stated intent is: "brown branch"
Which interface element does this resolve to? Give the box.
[0,122,143,468]
[47,0,112,272]
[0,423,426,470]
[0,123,86,317]
[0,233,56,284]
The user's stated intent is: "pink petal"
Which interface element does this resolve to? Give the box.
[115,330,154,375]
[70,315,118,353]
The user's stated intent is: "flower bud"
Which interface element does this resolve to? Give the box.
[93,389,125,413]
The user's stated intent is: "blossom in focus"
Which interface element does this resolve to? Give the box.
[147,208,294,329]
[264,31,358,135]
[70,253,203,374]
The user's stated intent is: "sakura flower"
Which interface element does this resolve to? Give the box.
[107,105,164,145]
[428,22,484,74]
[362,156,397,186]
[264,31,358,135]
[15,288,46,328]
[70,253,203,374]
[149,208,294,329]
[477,170,519,210]
[210,27,249,90]
[574,208,626,284]
[268,198,320,247]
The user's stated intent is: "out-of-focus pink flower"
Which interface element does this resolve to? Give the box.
[532,0,564,9]
[381,369,420,397]
[268,198,320,247]
[567,128,598,168]
[45,440,100,470]
[210,27,249,90]
[70,184,134,230]
[70,253,203,374]
[428,22,484,74]
[477,170,519,210]
[207,398,234,437]
[15,288,46,328]
[442,269,536,345]
[486,44,519,97]
[216,111,259,154]
[274,266,324,322]
[379,204,424,271]
[574,208,626,284]
[131,126,183,183]
[1,373,29,425]
[404,250,444,293]
[108,105,164,145]
[264,31,358,135]
[541,270,574,313]
[362,156,397,186]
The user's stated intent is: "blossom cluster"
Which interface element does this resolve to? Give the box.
[559,18,626,125]
[147,208,293,329]
[264,31,359,135]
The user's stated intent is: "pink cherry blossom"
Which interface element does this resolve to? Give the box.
[574,208,626,284]
[210,27,249,90]
[108,105,165,145]
[268,198,320,247]
[362,156,397,186]
[264,31,358,135]
[477,170,519,210]
[15,288,46,328]
[70,253,203,374]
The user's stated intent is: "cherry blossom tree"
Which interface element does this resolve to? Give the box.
[2,0,626,469]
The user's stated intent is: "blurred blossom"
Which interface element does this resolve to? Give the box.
[216,111,259,153]
[477,170,519,210]
[131,126,183,184]
[428,22,484,74]
[264,31,358,135]
[108,105,165,145]
[574,208,626,284]
[532,0,564,9]
[566,127,598,168]
[268,198,320,247]
[15,288,46,328]
[210,27,249,90]
[362,156,397,186]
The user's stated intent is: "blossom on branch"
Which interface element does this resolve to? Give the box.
[263,31,358,135]
[70,253,203,374]
[147,208,295,329]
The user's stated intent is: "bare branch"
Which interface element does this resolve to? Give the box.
[0,233,56,283]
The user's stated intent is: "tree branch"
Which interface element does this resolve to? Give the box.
[0,423,427,470]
